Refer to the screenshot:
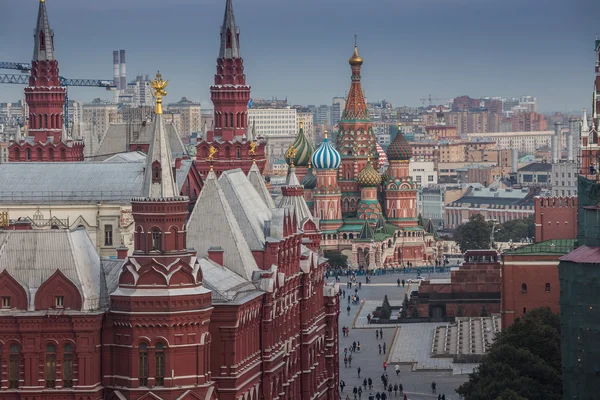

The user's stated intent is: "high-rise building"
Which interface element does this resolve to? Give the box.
[316,104,331,125]
[248,107,297,137]
[195,0,266,177]
[167,97,201,138]
[331,96,346,125]
[82,99,120,138]
[8,0,84,162]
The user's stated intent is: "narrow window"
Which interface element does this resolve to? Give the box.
[39,30,46,50]
[26,148,31,161]
[63,344,73,388]
[545,283,551,292]
[1,296,11,308]
[521,283,527,293]
[236,148,241,159]
[155,343,165,386]
[523,307,527,314]
[139,344,149,386]
[104,224,113,246]
[9,345,19,388]
[152,229,161,251]
[55,296,64,308]
[45,344,56,388]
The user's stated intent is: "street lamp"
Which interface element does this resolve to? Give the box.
[490,220,501,249]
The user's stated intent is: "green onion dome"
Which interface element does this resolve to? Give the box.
[286,121,315,167]
[301,164,317,189]
[357,157,381,187]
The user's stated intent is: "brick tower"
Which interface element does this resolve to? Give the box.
[103,73,214,400]
[195,0,266,177]
[9,0,84,162]
[336,37,378,214]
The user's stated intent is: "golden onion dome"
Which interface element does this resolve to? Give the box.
[357,157,381,187]
[349,45,363,66]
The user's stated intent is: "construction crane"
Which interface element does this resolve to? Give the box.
[420,94,446,107]
[0,62,116,130]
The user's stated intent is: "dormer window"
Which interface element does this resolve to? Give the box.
[152,161,161,184]
[1,296,10,308]
[55,296,64,308]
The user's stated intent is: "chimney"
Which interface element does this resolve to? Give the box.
[567,118,575,162]
[116,247,128,259]
[119,50,127,92]
[552,122,561,163]
[207,246,224,266]
[113,51,120,92]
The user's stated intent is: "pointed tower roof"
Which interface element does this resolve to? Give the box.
[33,0,55,61]
[582,108,590,137]
[15,125,22,143]
[219,0,241,59]
[140,73,180,200]
[374,215,391,236]
[357,218,374,241]
[343,36,368,121]
[279,166,316,230]
[285,166,301,186]
[247,162,275,209]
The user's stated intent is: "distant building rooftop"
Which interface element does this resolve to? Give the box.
[518,163,552,173]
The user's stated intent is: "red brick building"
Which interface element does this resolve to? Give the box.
[195,0,267,177]
[500,239,575,328]
[534,196,578,242]
[8,0,84,162]
[415,250,501,319]
[0,73,339,399]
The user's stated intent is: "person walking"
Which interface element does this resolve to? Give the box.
[340,380,346,392]
[399,384,403,396]
[363,379,367,390]
[388,384,392,397]
[357,367,361,377]
[357,342,361,352]
[378,344,382,354]
[367,314,372,324]
[353,341,357,352]
[393,383,398,396]
[402,279,405,287]
[344,356,348,368]
[348,354,353,367]
[394,364,400,376]
[441,395,445,400]
[383,362,388,371]
[359,281,362,289]
[368,394,374,400]
[347,305,351,316]
[431,381,436,394]
[375,392,381,400]
[438,395,442,400]
[381,392,387,400]
[383,342,386,354]
[368,377,373,390]
[376,330,379,340]
[380,328,383,339]
[353,386,358,399]
[403,394,407,400]
[397,278,400,287]
[358,386,363,399]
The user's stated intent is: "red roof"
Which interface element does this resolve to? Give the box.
[559,245,600,264]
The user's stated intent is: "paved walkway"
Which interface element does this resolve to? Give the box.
[337,271,469,400]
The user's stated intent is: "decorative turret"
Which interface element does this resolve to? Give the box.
[343,36,368,121]
[219,0,241,59]
[286,120,314,167]
[301,164,317,189]
[387,114,412,162]
[312,129,341,170]
[356,156,381,187]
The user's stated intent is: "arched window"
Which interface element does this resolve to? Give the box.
[26,148,31,161]
[60,148,66,161]
[44,114,48,128]
[545,283,551,292]
[155,343,165,386]
[63,344,74,388]
[139,344,149,386]
[9,345,20,388]
[236,147,242,159]
[38,114,42,128]
[521,283,527,293]
[45,344,56,388]
[153,162,161,183]
[152,229,162,251]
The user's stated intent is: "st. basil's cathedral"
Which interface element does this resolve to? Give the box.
[285,44,436,269]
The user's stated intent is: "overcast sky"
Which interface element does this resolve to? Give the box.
[0,0,599,112]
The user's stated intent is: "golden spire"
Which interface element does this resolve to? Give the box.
[349,34,363,66]
[367,154,371,162]
[299,119,304,129]
[324,127,328,139]
[397,110,402,130]
[150,71,168,115]
[286,144,298,167]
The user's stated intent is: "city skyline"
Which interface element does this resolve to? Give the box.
[0,0,599,112]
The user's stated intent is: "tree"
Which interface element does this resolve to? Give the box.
[323,250,348,268]
[493,215,535,243]
[480,304,488,317]
[456,308,561,400]
[454,214,491,252]
[381,295,392,319]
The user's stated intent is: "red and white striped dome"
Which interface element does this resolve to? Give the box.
[375,143,388,171]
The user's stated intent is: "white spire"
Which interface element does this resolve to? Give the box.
[247,119,255,141]
[15,125,22,143]
[582,108,589,137]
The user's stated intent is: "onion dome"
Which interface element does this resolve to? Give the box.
[357,156,381,187]
[311,129,341,170]
[301,164,317,189]
[387,126,412,161]
[349,44,363,66]
[286,120,314,166]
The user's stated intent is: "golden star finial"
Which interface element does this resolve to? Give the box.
[150,71,168,115]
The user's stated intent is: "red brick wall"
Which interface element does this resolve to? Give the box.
[501,254,561,328]
[534,196,578,242]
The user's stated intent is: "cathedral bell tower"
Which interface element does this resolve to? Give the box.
[104,73,214,399]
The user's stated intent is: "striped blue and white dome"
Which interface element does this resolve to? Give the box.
[311,134,341,170]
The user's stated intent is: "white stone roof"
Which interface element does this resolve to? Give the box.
[103,151,147,163]
[187,170,259,280]
[247,162,275,209]
[0,229,122,311]
[219,169,272,250]
[199,258,262,304]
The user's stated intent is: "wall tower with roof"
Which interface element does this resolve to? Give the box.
[9,0,84,162]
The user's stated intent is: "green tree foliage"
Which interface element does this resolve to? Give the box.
[454,214,491,252]
[456,308,561,400]
[323,250,348,268]
[381,295,392,319]
[494,215,535,243]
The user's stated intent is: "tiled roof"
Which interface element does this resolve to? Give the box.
[560,245,600,264]
[0,229,122,311]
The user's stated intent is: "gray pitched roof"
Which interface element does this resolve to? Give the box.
[247,162,275,209]
[0,229,121,311]
[219,0,241,59]
[279,168,317,231]
[93,122,186,160]
[33,0,55,61]
[219,169,272,250]
[0,161,188,204]
[187,170,259,280]
[199,258,262,304]
[141,113,180,199]
[103,151,146,163]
